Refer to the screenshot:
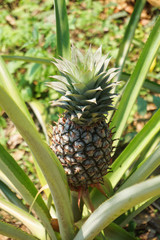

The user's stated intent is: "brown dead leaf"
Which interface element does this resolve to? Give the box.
[114,2,127,13]
[7,133,23,149]
[140,18,151,26]
[51,218,59,232]
[11,149,24,161]
[5,15,16,26]
[147,0,160,7]
[125,4,134,14]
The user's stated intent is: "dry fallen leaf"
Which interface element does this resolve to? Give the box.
[7,134,23,149]
[147,0,160,7]
[5,15,16,26]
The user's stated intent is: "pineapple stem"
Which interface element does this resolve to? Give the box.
[82,189,95,213]
[94,183,108,198]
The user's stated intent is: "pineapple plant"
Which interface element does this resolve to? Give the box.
[47,46,118,196]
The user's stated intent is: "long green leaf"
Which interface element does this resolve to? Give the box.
[132,132,160,171]
[1,55,52,65]
[0,55,53,204]
[118,146,160,191]
[121,72,160,93]
[0,180,28,211]
[0,144,56,240]
[0,221,39,240]
[0,55,74,239]
[28,100,49,143]
[0,198,45,239]
[54,0,70,58]
[103,222,137,240]
[115,0,146,82]
[74,175,160,240]
[117,195,159,227]
[0,56,33,124]
[0,86,74,240]
[33,158,51,198]
[106,108,160,188]
[111,16,160,143]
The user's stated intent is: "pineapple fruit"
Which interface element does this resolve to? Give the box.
[47,46,118,193]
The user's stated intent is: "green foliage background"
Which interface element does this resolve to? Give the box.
[1,0,159,123]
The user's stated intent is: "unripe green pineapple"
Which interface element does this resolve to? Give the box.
[47,46,118,192]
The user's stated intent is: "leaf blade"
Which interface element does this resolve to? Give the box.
[74,175,160,240]
[54,0,70,59]
[115,0,146,82]
[0,198,45,239]
[111,16,160,143]
[0,221,39,240]
[0,144,56,240]
[107,108,160,188]
[0,86,74,240]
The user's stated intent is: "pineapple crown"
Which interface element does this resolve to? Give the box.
[47,46,119,125]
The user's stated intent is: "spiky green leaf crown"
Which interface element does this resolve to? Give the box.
[47,46,119,125]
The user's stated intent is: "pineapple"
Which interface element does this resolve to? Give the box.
[47,46,118,193]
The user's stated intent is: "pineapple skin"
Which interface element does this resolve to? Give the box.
[51,113,113,191]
